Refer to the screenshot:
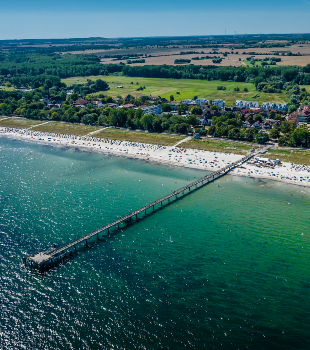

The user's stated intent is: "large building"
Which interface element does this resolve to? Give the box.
[235,100,259,108]
[261,102,288,111]
[211,99,225,108]
[287,111,310,123]
[141,105,162,115]
[195,98,209,106]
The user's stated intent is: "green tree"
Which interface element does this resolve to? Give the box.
[255,133,269,144]
[178,103,188,115]
[162,103,172,112]
[291,127,310,147]
[269,127,280,139]
[190,106,203,115]
[140,114,155,131]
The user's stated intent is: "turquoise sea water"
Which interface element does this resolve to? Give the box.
[1,136,310,350]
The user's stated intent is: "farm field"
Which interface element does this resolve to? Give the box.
[67,43,310,67]
[0,118,44,129]
[92,128,186,146]
[267,148,310,165]
[177,138,255,155]
[62,76,288,106]
[31,122,101,135]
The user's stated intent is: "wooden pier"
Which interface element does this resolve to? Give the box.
[24,146,267,270]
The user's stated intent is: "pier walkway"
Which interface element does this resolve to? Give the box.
[25,146,268,270]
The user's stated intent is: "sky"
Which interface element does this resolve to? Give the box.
[0,0,309,40]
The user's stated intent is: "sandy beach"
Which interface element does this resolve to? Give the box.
[1,126,310,187]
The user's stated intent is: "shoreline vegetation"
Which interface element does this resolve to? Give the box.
[1,125,310,187]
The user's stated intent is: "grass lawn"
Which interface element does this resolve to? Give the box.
[267,148,310,165]
[62,75,288,106]
[0,86,15,91]
[178,138,255,155]
[0,118,44,129]
[31,122,102,136]
[93,128,185,146]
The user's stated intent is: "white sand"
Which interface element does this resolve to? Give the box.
[1,127,310,187]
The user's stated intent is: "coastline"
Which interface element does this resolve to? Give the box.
[1,127,310,188]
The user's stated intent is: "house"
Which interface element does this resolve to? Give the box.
[197,115,207,125]
[261,102,288,111]
[253,121,262,128]
[74,100,90,107]
[263,121,272,129]
[298,105,310,113]
[235,100,259,108]
[141,104,162,115]
[169,101,181,110]
[240,108,263,115]
[122,103,136,109]
[242,121,251,128]
[204,109,222,119]
[196,98,208,107]
[200,105,210,111]
[149,96,160,101]
[93,100,104,108]
[211,99,225,108]
[47,104,61,110]
[106,103,118,109]
[117,86,123,88]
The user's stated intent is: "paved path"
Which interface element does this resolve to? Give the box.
[173,136,192,147]
[87,127,109,136]
[0,117,13,122]
[27,121,50,130]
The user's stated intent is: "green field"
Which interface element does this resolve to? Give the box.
[62,75,288,106]
[31,122,102,135]
[0,118,44,129]
[267,148,310,165]
[243,60,272,67]
[92,128,185,146]
[177,138,255,155]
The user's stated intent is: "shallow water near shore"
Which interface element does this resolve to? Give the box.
[1,136,310,350]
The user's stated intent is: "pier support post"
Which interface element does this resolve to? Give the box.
[136,214,137,220]
[85,240,88,247]
[118,223,119,229]
[153,205,154,211]
[161,202,162,207]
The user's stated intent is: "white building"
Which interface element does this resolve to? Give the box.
[181,99,196,105]
[261,102,288,111]
[196,98,209,107]
[235,100,259,108]
[141,105,162,115]
[211,99,225,108]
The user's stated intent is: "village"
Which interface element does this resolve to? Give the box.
[44,91,309,133]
